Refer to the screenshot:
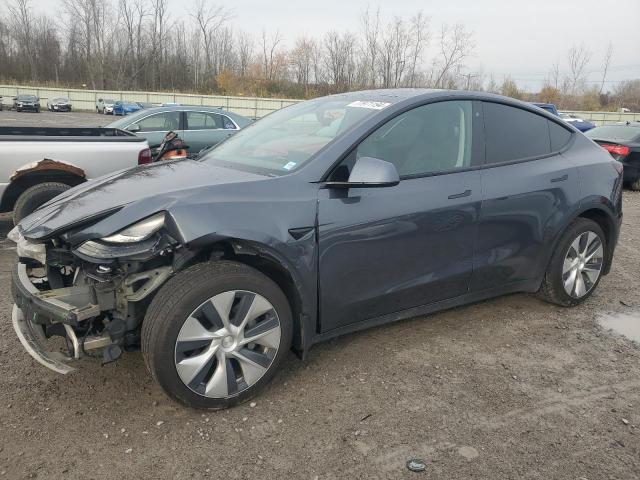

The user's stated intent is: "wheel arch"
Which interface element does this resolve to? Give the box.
[175,237,312,358]
[1,160,86,212]
[547,203,618,277]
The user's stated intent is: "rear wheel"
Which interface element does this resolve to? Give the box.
[13,182,70,225]
[630,178,640,191]
[142,261,292,409]
[539,218,606,307]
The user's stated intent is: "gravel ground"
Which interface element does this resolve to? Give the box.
[0,109,638,478]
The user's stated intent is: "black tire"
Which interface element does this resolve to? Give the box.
[539,218,606,307]
[630,178,640,191]
[13,182,70,225]
[142,260,293,409]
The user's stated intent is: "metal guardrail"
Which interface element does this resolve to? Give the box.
[564,111,640,124]
[0,85,301,119]
[1,85,638,123]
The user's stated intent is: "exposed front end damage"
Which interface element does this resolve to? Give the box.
[9,225,177,373]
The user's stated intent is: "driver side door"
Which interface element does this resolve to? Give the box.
[317,100,483,333]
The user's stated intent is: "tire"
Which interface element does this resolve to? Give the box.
[13,182,70,225]
[630,178,640,191]
[142,260,293,409]
[539,218,607,307]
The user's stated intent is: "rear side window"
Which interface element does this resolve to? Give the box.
[483,102,551,164]
[186,111,223,130]
[549,121,573,151]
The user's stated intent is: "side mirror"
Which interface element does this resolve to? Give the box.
[326,156,400,189]
[127,124,141,133]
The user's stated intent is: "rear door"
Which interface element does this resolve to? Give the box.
[182,111,238,154]
[317,100,483,332]
[470,102,579,291]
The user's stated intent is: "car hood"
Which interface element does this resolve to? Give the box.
[18,160,269,241]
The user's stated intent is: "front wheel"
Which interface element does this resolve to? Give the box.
[142,261,293,409]
[539,218,606,307]
[13,182,70,225]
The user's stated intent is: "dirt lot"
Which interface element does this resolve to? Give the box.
[0,109,639,479]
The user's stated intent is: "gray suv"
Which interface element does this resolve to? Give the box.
[10,89,623,409]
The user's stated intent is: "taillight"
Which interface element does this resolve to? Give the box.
[138,147,152,165]
[601,144,630,157]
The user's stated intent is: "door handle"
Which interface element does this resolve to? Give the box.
[448,189,472,200]
[551,174,568,183]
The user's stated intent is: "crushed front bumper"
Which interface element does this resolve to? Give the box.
[12,263,100,326]
[12,304,76,374]
[11,263,98,373]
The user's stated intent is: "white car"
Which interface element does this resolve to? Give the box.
[96,98,116,114]
[0,125,150,224]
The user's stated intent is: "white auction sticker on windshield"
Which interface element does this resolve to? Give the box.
[347,101,391,110]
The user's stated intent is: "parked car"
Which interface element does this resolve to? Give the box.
[586,122,640,190]
[136,102,155,109]
[107,105,252,154]
[559,112,596,132]
[0,126,150,224]
[113,101,142,116]
[13,94,41,112]
[47,97,72,112]
[0,95,3,111]
[96,98,116,114]
[9,90,623,409]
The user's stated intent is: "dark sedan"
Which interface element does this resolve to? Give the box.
[586,122,640,190]
[10,89,622,409]
[47,97,72,112]
[13,94,40,112]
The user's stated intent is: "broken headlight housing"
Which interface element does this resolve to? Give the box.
[102,212,165,244]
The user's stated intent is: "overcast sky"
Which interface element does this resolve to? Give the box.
[32,0,640,91]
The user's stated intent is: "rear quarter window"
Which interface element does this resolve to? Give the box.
[484,102,551,164]
[548,121,573,151]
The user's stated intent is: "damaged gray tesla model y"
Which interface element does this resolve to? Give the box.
[10,89,623,409]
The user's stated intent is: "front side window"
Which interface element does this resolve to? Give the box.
[484,102,551,164]
[353,100,474,177]
[134,111,181,132]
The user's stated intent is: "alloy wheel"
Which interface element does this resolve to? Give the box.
[174,290,281,398]
[562,230,604,298]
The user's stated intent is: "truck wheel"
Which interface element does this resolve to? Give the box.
[538,218,606,307]
[13,182,70,225]
[142,261,293,409]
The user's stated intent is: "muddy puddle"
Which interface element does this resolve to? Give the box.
[598,311,640,343]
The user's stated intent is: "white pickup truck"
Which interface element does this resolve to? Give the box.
[0,126,151,224]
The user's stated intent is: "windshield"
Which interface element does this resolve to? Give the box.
[200,97,389,175]
[586,125,640,143]
[18,95,37,101]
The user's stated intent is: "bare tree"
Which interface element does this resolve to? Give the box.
[7,0,38,81]
[406,12,429,87]
[566,43,592,95]
[261,29,281,81]
[192,0,231,82]
[599,43,613,94]
[433,23,474,88]
[290,36,316,95]
[360,5,380,88]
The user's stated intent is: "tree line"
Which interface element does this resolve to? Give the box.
[0,0,638,111]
